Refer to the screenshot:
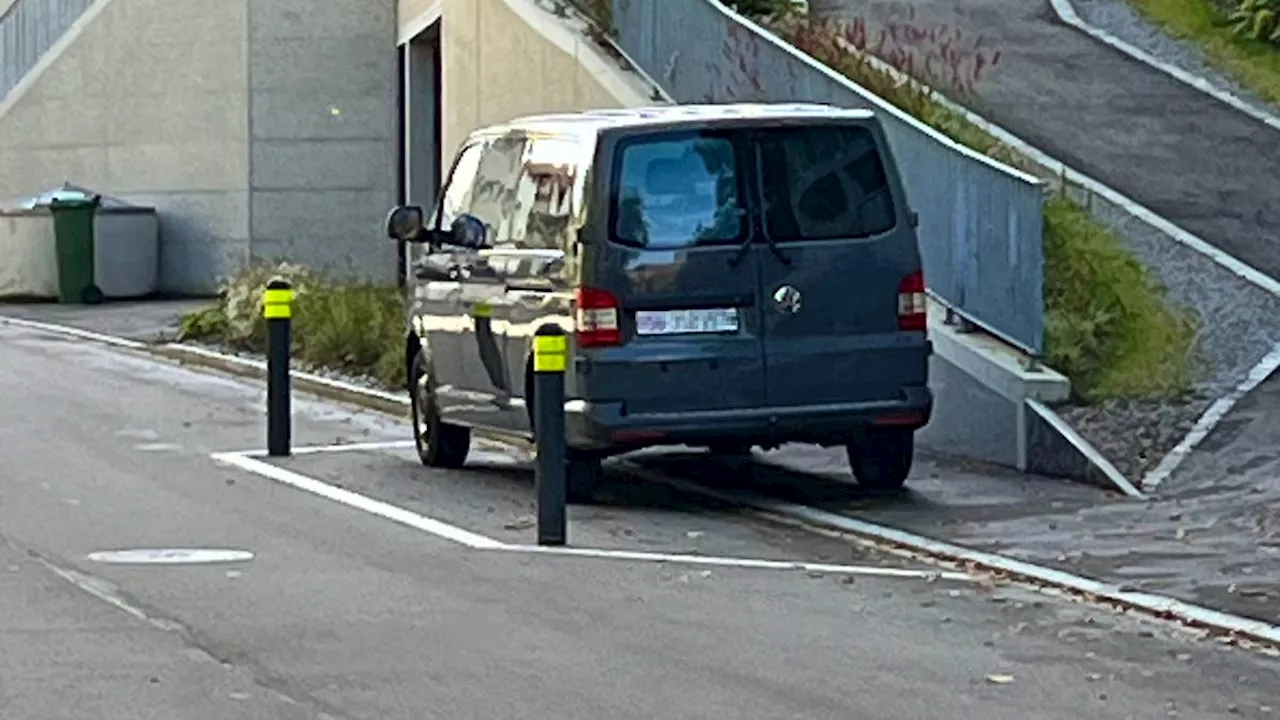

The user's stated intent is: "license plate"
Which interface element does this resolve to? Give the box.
[635,308,740,336]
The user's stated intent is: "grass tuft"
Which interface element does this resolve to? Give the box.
[1127,0,1280,106]
[179,261,406,390]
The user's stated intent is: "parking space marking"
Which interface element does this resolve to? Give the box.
[501,545,974,582]
[210,450,508,550]
[240,440,418,457]
[212,442,975,583]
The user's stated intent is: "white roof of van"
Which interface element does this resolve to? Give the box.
[477,104,876,140]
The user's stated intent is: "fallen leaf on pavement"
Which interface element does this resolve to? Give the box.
[504,516,535,531]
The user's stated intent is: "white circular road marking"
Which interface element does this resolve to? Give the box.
[86,549,255,565]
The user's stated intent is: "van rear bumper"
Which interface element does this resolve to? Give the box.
[565,386,933,451]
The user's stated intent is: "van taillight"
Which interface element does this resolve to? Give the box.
[575,287,621,348]
[897,271,927,332]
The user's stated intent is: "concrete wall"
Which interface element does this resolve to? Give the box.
[439,0,661,160]
[0,0,399,294]
[248,0,400,282]
[0,0,251,294]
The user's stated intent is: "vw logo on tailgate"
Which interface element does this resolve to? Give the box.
[772,285,802,314]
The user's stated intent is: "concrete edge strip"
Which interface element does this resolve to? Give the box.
[1047,0,1280,133]
[616,462,1280,650]
[1024,398,1146,499]
[8,317,1277,648]
[1140,342,1280,492]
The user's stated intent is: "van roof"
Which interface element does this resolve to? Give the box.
[473,103,877,141]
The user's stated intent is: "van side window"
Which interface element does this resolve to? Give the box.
[611,133,745,249]
[511,136,580,251]
[469,135,528,245]
[756,125,896,241]
[436,142,484,230]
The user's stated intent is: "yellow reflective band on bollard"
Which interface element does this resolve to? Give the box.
[533,335,568,373]
[470,302,493,319]
[262,289,294,319]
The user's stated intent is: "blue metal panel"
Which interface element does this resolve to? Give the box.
[0,0,95,101]
[610,0,1046,354]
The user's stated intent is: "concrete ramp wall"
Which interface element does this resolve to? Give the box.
[439,0,665,158]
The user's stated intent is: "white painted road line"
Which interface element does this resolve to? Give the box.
[502,544,975,582]
[618,463,1280,647]
[210,450,508,550]
[1141,343,1280,492]
[242,440,418,457]
[1048,0,1280,134]
[214,445,977,583]
[13,316,1280,647]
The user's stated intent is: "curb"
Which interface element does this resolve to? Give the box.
[617,463,1280,653]
[148,343,412,419]
[1047,0,1280,133]
[4,317,1279,654]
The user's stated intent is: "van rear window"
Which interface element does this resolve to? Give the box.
[756,125,896,242]
[611,132,745,249]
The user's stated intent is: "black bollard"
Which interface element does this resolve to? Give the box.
[533,325,569,546]
[263,277,294,457]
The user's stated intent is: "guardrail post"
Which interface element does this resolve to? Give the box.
[533,326,569,546]
[263,277,294,457]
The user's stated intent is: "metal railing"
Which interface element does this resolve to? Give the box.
[0,0,95,102]
[610,0,1046,354]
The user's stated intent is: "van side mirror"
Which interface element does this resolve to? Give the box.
[386,205,426,242]
[448,213,488,250]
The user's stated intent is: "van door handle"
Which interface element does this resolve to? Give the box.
[504,280,553,292]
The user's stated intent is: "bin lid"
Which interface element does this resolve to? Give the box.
[3,183,149,211]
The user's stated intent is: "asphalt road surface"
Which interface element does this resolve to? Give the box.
[2,322,1278,719]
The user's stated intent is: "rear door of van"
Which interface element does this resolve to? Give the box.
[750,120,929,410]
[583,127,767,417]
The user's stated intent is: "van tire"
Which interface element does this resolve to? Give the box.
[846,428,914,492]
[566,451,603,504]
[410,350,470,469]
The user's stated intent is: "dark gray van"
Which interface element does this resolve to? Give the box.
[386,104,932,501]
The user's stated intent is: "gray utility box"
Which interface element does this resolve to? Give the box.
[0,184,160,301]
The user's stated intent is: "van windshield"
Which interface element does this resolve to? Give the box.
[611,132,745,249]
[755,124,897,242]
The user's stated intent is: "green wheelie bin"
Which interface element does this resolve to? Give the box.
[48,194,104,304]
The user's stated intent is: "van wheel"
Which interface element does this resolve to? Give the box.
[846,428,914,492]
[566,451,603,504]
[410,350,470,469]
